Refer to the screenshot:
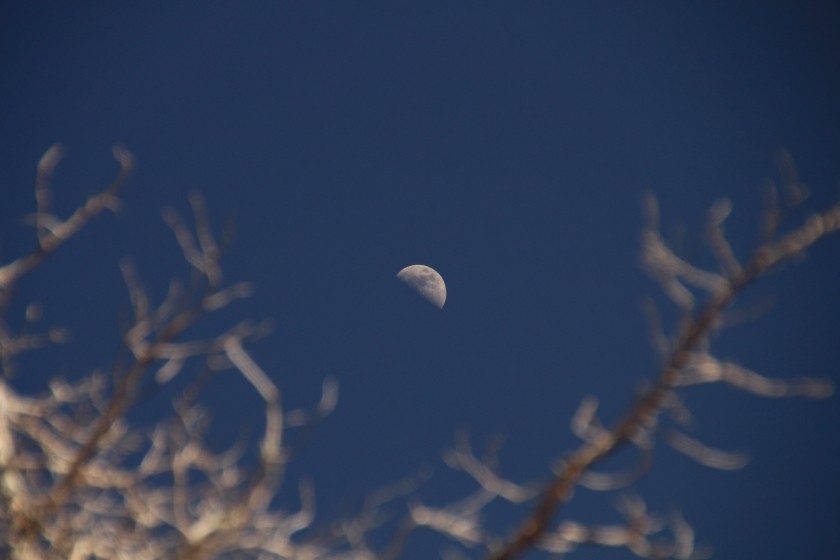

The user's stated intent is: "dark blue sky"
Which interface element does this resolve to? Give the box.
[2,2,839,558]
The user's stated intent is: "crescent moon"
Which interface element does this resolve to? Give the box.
[396,264,446,309]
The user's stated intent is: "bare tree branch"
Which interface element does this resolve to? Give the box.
[2,147,836,560]
[491,192,840,560]
[0,145,134,310]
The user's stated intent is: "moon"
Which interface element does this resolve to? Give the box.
[396,264,446,309]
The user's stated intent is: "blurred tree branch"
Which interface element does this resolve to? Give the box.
[489,156,839,559]
[0,145,133,311]
[1,146,837,559]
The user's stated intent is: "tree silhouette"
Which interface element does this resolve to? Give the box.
[1,146,837,559]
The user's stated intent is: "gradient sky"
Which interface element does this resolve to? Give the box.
[2,3,839,558]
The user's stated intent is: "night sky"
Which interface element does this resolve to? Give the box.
[2,2,839,558]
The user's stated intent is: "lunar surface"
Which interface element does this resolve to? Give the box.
[396,264,446,309]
